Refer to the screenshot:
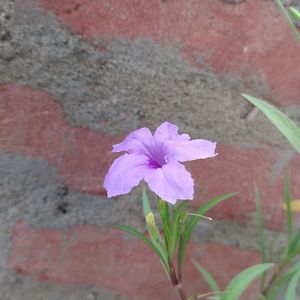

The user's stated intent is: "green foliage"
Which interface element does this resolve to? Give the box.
[168,202,187,258]
[193,259,273,300]
[284,172,293,244]
[284,270,300,300]
[192,259,220,293]
[220,264,274,300]
[158,199,170,241]
[114,190,236,300]
[113,224,169,269]
[142,187,152,216]
[242,94,300,153]
[255,186,268,294]
[274,0,300,43]
[289,7,300,21]
[177,192,237,276]
[251,174,300,300]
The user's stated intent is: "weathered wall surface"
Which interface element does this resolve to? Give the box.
[1,1,300,299]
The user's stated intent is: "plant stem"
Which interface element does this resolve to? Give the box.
[169,259,187,300]
[260,262,285,297]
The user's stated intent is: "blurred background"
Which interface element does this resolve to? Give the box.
[1,0,300,299]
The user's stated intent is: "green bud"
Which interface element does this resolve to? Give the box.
[146,212,156,230]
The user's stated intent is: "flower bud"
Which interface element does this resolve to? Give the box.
[146,212,156,230]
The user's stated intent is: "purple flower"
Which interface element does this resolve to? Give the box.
[103,122,217,204]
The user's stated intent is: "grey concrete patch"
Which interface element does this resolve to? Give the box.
[0,0,14,41]
[0,0,297,150]
[223,0,245,4]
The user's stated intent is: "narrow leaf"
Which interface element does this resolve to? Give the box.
[242,94,300,153]
[265,261,300,299]
[289,228,300,251]
[114,224,156,251]
[221,263,273,300]
[274,0,300,44]
[289,7,300,21]
[178,192,237,275]
[142,188,151,217]
[265,276,292,300]
[284,270,300,300]
[265,262,300,300]
[284,171,293,245]
[286,246,300,262]
[255,185,267,263]
[193,259,220,292]
[168,202,186,258]
[255,185,267,293]
[114,224,169,270]
[158,199,170,244]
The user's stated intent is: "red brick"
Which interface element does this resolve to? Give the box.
[8,220,260,300]
[39,0,300,105]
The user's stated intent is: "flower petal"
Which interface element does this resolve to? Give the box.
[113,127,154,155]
[103,153,150,197]
[154,122,190,142]
[144,161,194,204]
[166,139,217,162]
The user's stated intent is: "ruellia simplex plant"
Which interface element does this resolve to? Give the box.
[102,1,300,299]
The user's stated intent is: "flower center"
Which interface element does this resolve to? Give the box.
[147,142,168,169]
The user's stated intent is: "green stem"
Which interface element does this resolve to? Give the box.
[169,258,187,300]
[260,260,287,297]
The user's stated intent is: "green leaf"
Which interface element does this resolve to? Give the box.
[142,188,152,217]
[158,199,170,244]
[284,171,293,245]
[255,185,267,293]
[255,186,267,263]
[289,7,300,21]
[114,224,156,251]
[168,202,186,258]
[289,228,300,252]
[242,94,300,153]
[178,192,237,276]
[284,269,300,300]
[274,0,300,44]
[265,262,300,299]
[286,246,300,262]
[265,276,291,300]
[114,224,169,271]
[264,261,300,299]
[193,259,220,292]
[220,263,273,300]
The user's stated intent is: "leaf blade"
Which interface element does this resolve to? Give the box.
[168,202,186,258]
[142,187,151,217]
[221,263,273,300]
[193,259,220,292]
[242,94,300,153]
[178,192,237,276]
[284,270,300,300]
[114,224,169,270]
[284,171,293,245]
